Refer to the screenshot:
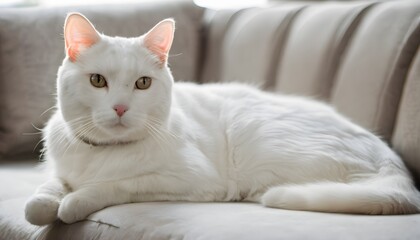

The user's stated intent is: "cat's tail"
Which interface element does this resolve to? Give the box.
[261,172,420,214]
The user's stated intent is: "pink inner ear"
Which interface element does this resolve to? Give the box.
[64,13,100,62]
[144,20,175,63]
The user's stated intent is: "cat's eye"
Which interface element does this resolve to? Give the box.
[90,74,107,88]
[135,76,152,90]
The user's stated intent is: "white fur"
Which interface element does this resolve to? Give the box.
[25,18,420,226]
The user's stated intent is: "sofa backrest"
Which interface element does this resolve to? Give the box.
[0,1,204,159]
[200,0,420,184]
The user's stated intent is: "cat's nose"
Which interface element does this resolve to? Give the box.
[113,104,128,117]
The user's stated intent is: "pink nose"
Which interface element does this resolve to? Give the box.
[113,104,128,117]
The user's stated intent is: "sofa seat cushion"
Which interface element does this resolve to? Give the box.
[1,164,420,240]
[1,199,420,240]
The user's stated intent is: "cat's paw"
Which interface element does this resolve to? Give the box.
[58,193,96,224]
[25,194,59,226]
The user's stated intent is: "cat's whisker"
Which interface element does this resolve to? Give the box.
[74,123,96,152]
[78,122,97,141]
[143,122,169,149]
[23,132,43,136]
[40,106,57,117]
[61,132,77,158]
[52,127,70,150]
[146,122,175,146]
[32,121,78,159]
[131,113,181,142]
[33,137,46,153]
[74,121,94,138]
[37,115,98,160]
[62,132,81,158]
[145,117,181,141]
[168,52,183,58]
[143,122,164,145]
[27,131,45,156]
[30,123,43,132]
[50,118,91,148]
[72,120,95,140]
[148,119,169,142]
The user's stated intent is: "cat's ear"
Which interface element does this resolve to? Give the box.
[64,13,100,62]
[143,19,175,64]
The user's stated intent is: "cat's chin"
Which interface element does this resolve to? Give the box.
[98,120,132,134]
[109,122,129,131]
[100,125,131,137]
[94,123,147,142]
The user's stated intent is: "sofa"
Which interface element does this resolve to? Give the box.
[1,0,419,239]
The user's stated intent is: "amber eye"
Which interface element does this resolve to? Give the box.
[90,74,107,88]
[135,76,152,90]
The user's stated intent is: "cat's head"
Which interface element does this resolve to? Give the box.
[57,13,175,145]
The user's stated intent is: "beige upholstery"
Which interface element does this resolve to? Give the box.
[200,9,238,83]
[1,1,420,239]
[220,5,303,87]
[274,1,373,99]
[393,48,420,186]
[330,0,420,140]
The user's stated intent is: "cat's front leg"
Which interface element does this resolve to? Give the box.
[25,178,69,225]
[58,183,129,224]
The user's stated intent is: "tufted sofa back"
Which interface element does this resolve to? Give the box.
[200,0,420,184]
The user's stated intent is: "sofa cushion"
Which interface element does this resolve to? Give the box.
[392,48,420,185]
[0,162,46,240]
[2,198,420,240]
[0,161,45,202]
[1,160,420,240]
[274,1,373,100]
[218,5,304,87]
[330,0,420,140]
[2,163,419,240]
[0,2,204,159]
[200,9,238,83]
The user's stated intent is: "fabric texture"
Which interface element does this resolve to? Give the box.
[1,166,420,240]
[219,5,304,88]
[2,198,420,240]
[330,0,420,140]
[392,48,420,187]
[274,1,373,100]
[1,164,419,240]
[199,9,238,83]
[0,1,204,159]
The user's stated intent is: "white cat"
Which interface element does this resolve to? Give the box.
[25,13,420,226]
